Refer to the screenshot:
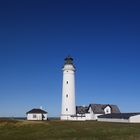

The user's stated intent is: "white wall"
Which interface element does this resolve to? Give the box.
[87,107,103,120]
[72,116,86,121]
[87,107,94,120]
[61,115,71,120]
[27,113,47,120]
[85,113,91,120]
[129,115,140,123]
[98,118,129,123]
[61,115,86,121]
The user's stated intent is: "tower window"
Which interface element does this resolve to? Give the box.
[66,94,68,98]
[66,81,68,84]
[66,108,68,111]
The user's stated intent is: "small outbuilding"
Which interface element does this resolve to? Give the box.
[26,108,48,121]
[98,113,140,123]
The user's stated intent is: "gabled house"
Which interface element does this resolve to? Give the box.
[26,108,48,121]
[87,104,120,120]
[70,103,120,121]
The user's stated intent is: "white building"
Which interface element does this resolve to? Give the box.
[26,108,48,121]
[73,104,120,121]
[61,56,76,120]
[86,104,120,120]
[98,113,140,123]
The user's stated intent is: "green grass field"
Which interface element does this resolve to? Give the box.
[0,119,140,140]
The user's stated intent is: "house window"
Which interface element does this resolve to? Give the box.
[33,114,36,118]
[66,108,68,111]
[66,94,68,98]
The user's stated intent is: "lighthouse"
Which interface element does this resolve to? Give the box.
[61,56,76,120]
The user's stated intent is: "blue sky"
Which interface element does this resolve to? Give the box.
[0,0,140,117]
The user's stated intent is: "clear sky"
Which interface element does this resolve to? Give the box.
[0,0,140,117]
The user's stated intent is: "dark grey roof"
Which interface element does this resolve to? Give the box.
[98,113,140,119]
[26,108,47,114]
[76,106,89,114]
[89,104,120,114]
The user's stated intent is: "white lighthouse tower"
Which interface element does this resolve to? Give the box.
[61,56,76,120]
